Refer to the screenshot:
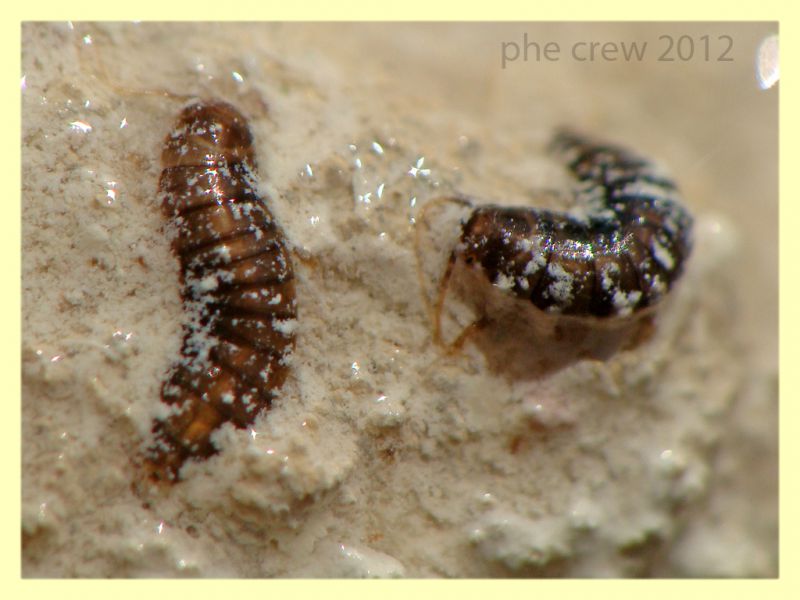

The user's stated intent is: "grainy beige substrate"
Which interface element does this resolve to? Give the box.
[22,22,777,577]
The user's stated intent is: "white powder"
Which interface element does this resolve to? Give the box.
[651,239,676,271]
[544,261,575,305]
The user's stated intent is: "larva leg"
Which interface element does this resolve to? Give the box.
[431,251,455,346]
[440,316,490,356]
[413,195,473,346]
[289,247,320,270]
[431,254,488,354]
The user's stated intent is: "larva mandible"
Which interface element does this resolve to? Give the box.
[145,101,297,483]
[435,129,693,334]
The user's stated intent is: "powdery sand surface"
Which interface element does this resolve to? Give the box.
[22,22,777,577]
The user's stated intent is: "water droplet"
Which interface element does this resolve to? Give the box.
[69,120,92,133]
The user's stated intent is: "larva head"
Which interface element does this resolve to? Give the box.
[162,101,256,168]
[459,206,533,270]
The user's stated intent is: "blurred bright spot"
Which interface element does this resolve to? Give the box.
[408,157,430,178]
[69,120,92,133]
[106,182,118,201]
[756,34,779,89]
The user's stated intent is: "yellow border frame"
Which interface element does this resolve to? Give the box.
[9,2,792,597]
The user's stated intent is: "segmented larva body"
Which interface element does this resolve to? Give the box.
[146,101,297,483]
[456,130,693,318]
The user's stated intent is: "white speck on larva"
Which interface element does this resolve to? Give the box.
[651,239,675,270]
[545,262,574,303]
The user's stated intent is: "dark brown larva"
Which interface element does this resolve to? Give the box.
[146,101,297,483]
[437,129,693,329]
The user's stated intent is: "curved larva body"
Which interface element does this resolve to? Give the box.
[458,130,693,318]
[146,101,297,483]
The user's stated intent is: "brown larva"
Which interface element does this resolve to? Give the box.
[429,129,693,350]
[145,101,297,483]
